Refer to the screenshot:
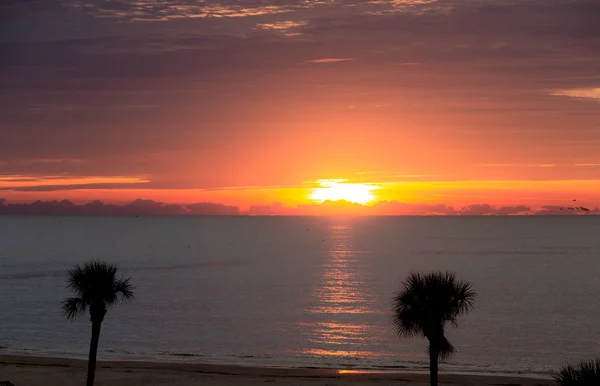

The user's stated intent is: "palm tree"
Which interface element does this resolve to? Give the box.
[553,358,600,385]
[393,271,475,386]
[62,261,134,386]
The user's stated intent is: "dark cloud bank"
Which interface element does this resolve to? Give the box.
[0,198,596,216]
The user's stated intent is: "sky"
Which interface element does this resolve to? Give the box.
[1,0,599,215]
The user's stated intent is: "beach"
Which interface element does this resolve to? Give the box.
[0,355,555,386]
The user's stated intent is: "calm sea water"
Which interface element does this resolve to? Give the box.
[1,216,599,376]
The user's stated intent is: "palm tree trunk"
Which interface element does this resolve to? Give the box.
[86,321,102,386]
[429,345,439,386]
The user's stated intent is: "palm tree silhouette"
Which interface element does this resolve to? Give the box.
[62,261,134,386]
[393,272,475,386]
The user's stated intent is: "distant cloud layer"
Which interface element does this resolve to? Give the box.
[0,199,596,216]
[0,199,240,216]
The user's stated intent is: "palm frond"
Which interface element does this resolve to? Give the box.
[112,277,134,303]
[437,336,456,361]
[393,272,426,338]
[63,260,134,320]
[452,279,476,317]
[424,271,476,324]
[426,337,456,361]
[66,264,86,296]
[62,297,87,320]
[392,271,475,360]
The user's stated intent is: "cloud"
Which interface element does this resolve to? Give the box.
[0,199,240,216]
[256,20,309,36]
[479,164,557,168]
[459,204,496,216]
[187,202,240,215]
[244,200,596,216]
[40,0,445,23]
[0,198,596,216]
[0,183,150,192]
[303,58,356,64]
[247,202,296,216]
[20,158,84,165]
[371,201,457,216]
[0,175,149,191]
[495,205,532,215]
[551,88,600,101]
[535,205,596,215]
[458,204,532,216]
[64,1,301,22]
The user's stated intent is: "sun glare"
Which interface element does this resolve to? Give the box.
[309,180,379,205]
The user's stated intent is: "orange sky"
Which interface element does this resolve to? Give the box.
[1,0,599,214]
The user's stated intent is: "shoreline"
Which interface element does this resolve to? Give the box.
[0,354,556,385]
[0,350,553,378]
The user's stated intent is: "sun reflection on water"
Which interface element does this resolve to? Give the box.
[302,220,378,359]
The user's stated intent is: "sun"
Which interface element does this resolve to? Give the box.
[309,180,380,205]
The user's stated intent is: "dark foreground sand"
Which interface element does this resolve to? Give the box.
[0,355,555,386]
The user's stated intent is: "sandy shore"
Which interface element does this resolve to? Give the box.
[0,355,555,386]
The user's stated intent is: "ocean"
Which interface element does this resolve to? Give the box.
[1,216,599,377]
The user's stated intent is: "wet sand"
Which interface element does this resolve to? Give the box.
[0,355,555,385]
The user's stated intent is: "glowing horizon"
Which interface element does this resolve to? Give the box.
[309,180,380,205]
[1,173,599,216]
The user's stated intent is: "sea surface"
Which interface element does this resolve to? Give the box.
[1,216,599,377]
